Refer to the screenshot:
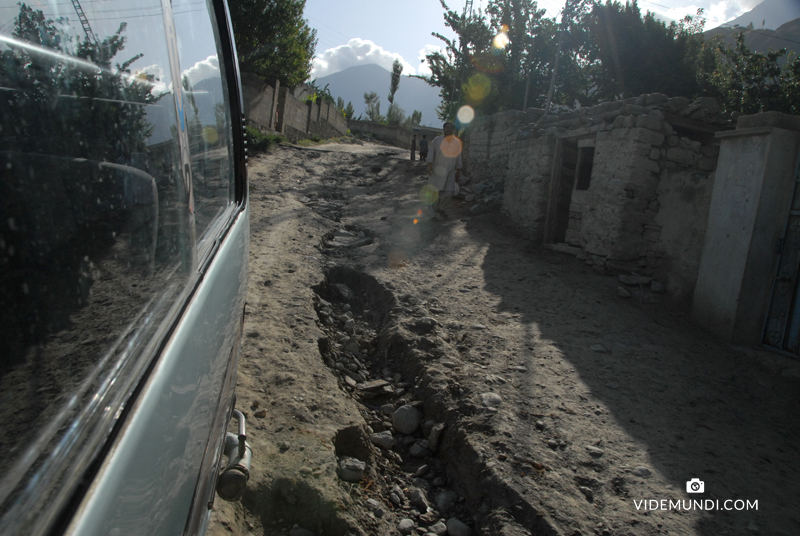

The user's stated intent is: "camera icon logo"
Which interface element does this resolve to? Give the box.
[686,478,705,493]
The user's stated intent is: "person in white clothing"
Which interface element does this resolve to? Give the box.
[425,122,462,220]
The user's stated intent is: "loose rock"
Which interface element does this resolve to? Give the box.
[331,283,354,301]
[398,519,416,535]
[429,521,448,535]
[410,441,432,458]
[370,430,394,450]
[337,457,366,482]
[428,423,445,451]
[480,392,502,408]
[579,486,594,501]
[392,404,422,434]
[585,446,604,458]
[365,498,385,518]
[407,487,430,510]
[632,466,651,477]
[447,517,473,536]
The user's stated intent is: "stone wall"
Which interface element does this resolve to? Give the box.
[461,110,543,224]
[461,94,734,301]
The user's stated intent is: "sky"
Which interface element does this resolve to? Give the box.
[304,0,764,79]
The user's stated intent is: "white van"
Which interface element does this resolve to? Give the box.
[0,0,250,534]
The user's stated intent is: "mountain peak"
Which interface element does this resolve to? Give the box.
[315,63,442,127]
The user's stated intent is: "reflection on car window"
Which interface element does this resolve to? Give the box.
[0,1,196,533]
[174,0,235,251]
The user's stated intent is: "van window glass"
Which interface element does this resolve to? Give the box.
[0,2,194,531]
[173,0,235,251]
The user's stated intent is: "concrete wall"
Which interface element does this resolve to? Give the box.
[241,73,278,131]
[241,76,347,142]
[347,121,413,149]
[309,101,347,140]
[693,114,800,345]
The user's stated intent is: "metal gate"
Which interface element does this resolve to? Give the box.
[763,159,800,357]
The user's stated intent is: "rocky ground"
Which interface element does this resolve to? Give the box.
[207,141,800,536]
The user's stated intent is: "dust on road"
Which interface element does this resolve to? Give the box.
[208,141,800,536]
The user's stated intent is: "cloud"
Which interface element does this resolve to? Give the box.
[647,1,752,29]
[417,44,445,78]
[311,38,416,78]
[182,55,220,86]
[135,63,167,95]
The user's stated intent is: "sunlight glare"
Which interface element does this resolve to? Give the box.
[457,105,475,124]
[493,31,509,49]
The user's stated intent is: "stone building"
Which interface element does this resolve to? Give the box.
[462,96,800,352]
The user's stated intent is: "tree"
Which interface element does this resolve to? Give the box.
[581,1,704,101]
[363,91,383,122]
[0,4,155,161]
[420,0,579,119]
[700,33,800,115]
[388,59,403,104]
[386,102,405,126]
[344,101,356,120]
[304,79,334,104]
[403,110,423,128]
[229,0,317,87]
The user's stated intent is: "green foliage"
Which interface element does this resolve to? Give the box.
[0,3,155,161]
[246,126,284,151]
[343,101,356,120]
[404,110,423,127]
[582,1,704,102]
[229,0,317,87]
[388,59,403,104]
[363,91,384,122]
[386,101,405,126]
[700,33,800,115]
[305,78,335,104]
[420,0,580,118]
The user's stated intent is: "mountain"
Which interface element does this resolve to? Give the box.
[704,17,800,63]
[722,0,800,30]
[315,64,443,128]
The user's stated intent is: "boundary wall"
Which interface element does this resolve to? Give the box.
[241,73,347,142]
[347,121,442,150]
[462,97,800,347]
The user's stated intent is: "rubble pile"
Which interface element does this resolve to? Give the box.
[313,280,476,536]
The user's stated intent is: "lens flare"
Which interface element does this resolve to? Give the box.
[420,184,439,205]
[439,139,462,159]
[417,209,423,216]
[388,250,410,269]
[493,31,509,49]
[457,105,475,124]
[465,73,491,105]
[413,218,418,224]
[202,127,219,144]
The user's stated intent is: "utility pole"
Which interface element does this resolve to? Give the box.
[71,0,97,44]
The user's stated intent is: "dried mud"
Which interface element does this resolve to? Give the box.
[207,142,800,536]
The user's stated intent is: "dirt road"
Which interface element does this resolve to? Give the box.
[208,141,800,536]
